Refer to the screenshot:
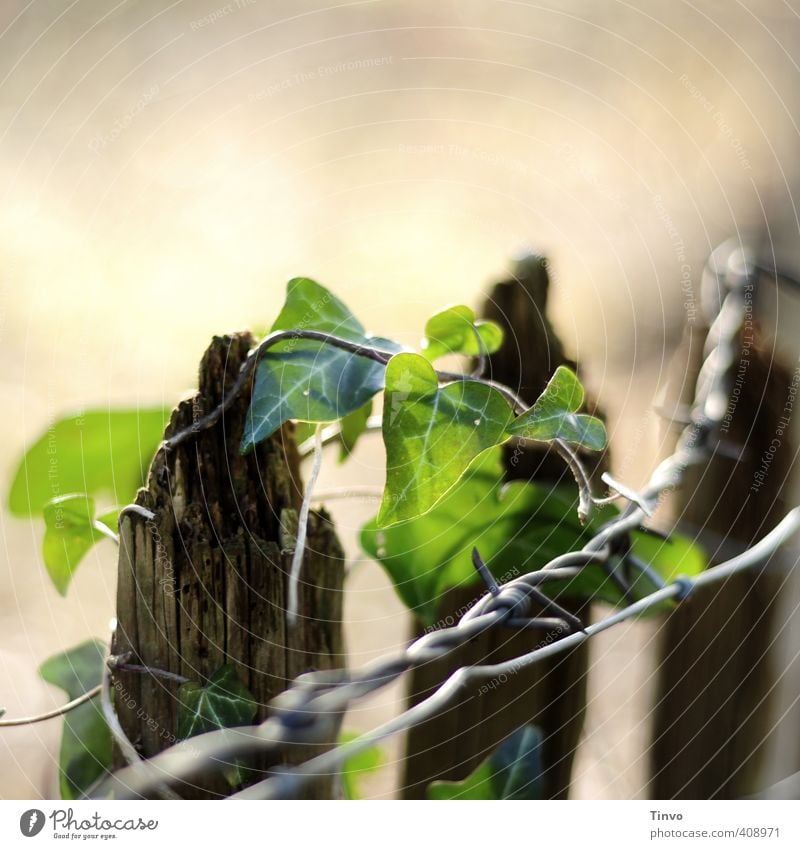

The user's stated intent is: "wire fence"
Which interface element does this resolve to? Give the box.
[95,243,800,800]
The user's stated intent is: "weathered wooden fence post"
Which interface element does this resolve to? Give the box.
[110,332,345,798]
[648,255,796,798]
[401,255,606,798]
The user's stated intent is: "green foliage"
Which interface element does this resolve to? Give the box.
[507,365,607,450]
[377,353,515,526]
[242,278,400,451]
[39,640,112,800]
[42,495,118,596]
[8,408,170,517]
[339,732,385,799]
[177,665,257,741]
[362,449,707,623]
[363,449,592,624]
[428,725,543,799]
[422,305,503,362]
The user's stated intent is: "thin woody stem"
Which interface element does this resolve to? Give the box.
[164,330,533,449]
[0,685,101,726]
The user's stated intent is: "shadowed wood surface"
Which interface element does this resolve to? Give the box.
[110,332,345,798]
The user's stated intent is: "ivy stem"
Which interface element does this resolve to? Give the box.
[0,685,101,726]
[164,330,527,450]
[100,656,182,800]
[287,424,324,629]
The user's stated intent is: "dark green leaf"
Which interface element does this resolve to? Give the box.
[339,732,385,799]
[42,495,118,596]
[508,366,607,450]
[242,278,401,451]
[177,665,257,740]
[428,725,543,799]
[39,639,111,800]
[377,353,514,526]
[8,408,170,517]
[422,305,504,362]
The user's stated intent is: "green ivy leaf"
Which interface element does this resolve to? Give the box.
[377,353,514,526]
[242,278,401,451]
[39,639,111,800]
[422,305,504,362]
[339,732,385,799]
[7,408,170,517]
[507,366,607,450]
[177,665,257,741]
[42,495,118,596]
[363,449,596,624]
[428,725,544,799]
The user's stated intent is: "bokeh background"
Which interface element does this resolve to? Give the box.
[2,0,800,799]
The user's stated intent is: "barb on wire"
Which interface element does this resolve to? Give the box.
[90,242,798,801]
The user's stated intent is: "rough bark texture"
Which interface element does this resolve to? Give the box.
[648,322,794,798]
[111,332,345,798]
[401,255,606,799]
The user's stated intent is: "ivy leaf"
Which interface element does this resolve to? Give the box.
[377,353,514,526]
[422,305,504,362]
[363,449,596,624]
[39,639,112,800]
[7,408,170,517]
[42,495,119,596]
[177,665,257,741]
[428,725,543,800]
[339,732,385,799]
[507,366,607,450]
[242,278,401,451]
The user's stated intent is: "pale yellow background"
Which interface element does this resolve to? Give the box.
[2,0,800,799]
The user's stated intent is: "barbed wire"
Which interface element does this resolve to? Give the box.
[94,244,800,800]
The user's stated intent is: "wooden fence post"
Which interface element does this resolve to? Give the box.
[401,255,607,798]
[648,280,796,798]
[110,332,345,798]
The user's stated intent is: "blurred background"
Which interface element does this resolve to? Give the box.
[2,0,800,799]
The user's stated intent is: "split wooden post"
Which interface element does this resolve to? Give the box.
[110,333,345,798]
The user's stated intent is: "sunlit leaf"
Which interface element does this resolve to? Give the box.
[508,366,607,450]
[8,408,170,517]
[377,353,514,526]
[363,449,595,624]
[422,305,504,362]
[242,278,401,451]
[428,725,543,800]
[39,640,111,800]
[177,665,257,741]
[42,495,118,596]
